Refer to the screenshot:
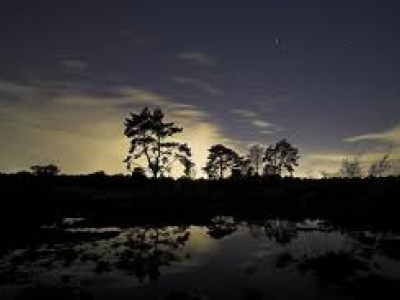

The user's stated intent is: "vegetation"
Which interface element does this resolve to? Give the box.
[30,164,60,176]
[1,172,400,230]
[122,107,301,180]
[263,139,300,176]
[203,144,241,179]
[123,107,194,178]
[248,144,264,175]
[0,107,399,229]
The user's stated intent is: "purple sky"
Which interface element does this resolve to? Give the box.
[1,1,399,176]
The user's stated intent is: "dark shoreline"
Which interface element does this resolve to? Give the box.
[1,173,400,230]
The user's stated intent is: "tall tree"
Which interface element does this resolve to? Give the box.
[248,144,264,175]
[203,144,240,179]
[263,139,300,177]
[124,107,194,178]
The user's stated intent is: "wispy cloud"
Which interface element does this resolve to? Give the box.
[0,77,238,176]
[175,52,217,67]
[56,88,169,107]
[231,109,257,118]
[231,108,276,133]
[172,76,222,95]
[259,130,274,135]
[344,124,400,145]
[59,59,88,70]
[299,152,350,178]
[0,77,36,95]
[252,120,273,128]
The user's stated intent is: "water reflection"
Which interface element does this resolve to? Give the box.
[207,216,237,239]
[113,226,190,282]
[1,217,400,299]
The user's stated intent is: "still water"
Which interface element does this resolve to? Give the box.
[1,217,400,299]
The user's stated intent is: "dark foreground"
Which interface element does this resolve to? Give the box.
[1,174,400,228]
[1,174,400,299]
[1,216,400,300]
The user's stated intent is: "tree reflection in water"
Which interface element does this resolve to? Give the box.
[207,216,237,239]
[2,219,400,299]
[247,219,299,246]
[115,226,191,282]
[0,225,192,287]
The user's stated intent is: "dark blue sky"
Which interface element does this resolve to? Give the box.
[1,1,399,176]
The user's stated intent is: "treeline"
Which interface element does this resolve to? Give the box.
[4,107,399,180]
[2,107,300,180]
[124,107,300,179]
[1,172,400,228]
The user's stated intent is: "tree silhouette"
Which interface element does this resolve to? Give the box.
[340,157,363,178]
[124,107,194,178]
[263,139,300,176]
[203,144,240,179]
[232,157,253,178]
[30,164,60,176]
[368,155,392,177]
[248,144,264,175]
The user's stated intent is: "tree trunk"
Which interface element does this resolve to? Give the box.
[219,157,223,179]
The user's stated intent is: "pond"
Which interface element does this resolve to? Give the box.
[1,217,400,299]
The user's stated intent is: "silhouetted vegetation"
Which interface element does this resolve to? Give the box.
[30,164,60,176]
[263,139,300,177]
[1,106,400,299]
[203,144,241,179]
[1,172,400,231]
[248,144,264,175]
[124,107,194,178]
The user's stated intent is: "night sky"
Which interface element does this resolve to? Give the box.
[1,1,399,177]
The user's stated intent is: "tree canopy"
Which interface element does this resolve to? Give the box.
[203,144,240,179]
[263,139,300,177]
[124,107,194,178]
[248,144,264,175]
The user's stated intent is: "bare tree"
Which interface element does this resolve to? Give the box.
[248,144,264,175]
[368,154,392,177]
[340,157,363,178]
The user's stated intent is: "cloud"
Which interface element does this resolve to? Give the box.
[299,152,349,178]
[344,124,400,146]
[56,88,169,107]
[252,120,273,128]
[167,106,210,123]
[231,108,275,134]
[175,52,217,67]
[259,130,274,135]
[59,59,88,70]
[172,76,222,95]
[0,78,237,177]
[231,109,257,118]
[0,77,36,95]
